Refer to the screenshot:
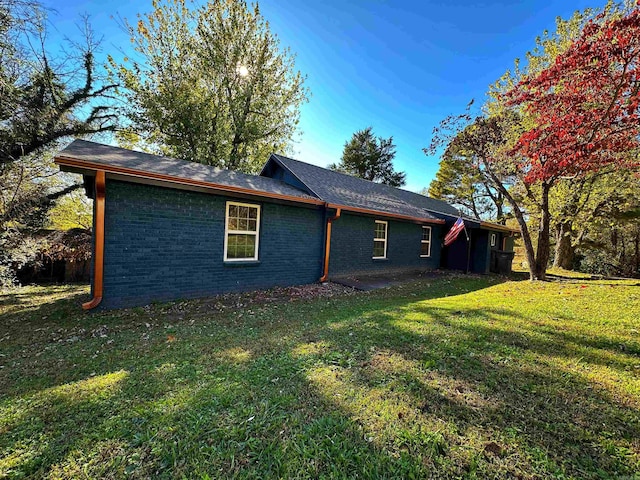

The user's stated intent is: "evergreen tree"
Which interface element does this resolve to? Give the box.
[330,127,406,187]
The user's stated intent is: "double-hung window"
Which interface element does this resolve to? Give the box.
[373,220,388,259]
[421,226,432,257]
[224,201,260,261]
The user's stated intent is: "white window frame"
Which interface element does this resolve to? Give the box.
[373,220,388,259]
[224,201,261,261]
[490,233,497,247]
[420,226,432,258]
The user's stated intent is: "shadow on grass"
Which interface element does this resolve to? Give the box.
[313,305,640,477]
[1,276,639,478]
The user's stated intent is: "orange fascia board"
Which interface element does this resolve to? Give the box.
[326,203,446,225]
[54,156,326,207]
[480,221,519,234]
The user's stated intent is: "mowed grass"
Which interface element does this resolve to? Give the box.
[1,274,639,479]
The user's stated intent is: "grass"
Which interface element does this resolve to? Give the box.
[1,274,639,479]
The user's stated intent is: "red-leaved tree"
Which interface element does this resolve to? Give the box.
[506,9,640,183]
[502,8,640,279]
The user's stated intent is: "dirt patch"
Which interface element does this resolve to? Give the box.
[170,281,358,314]
[332,270,452,291]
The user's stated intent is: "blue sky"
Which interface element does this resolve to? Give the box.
[44,0,597,191]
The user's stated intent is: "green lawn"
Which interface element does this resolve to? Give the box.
[1,274,639,479]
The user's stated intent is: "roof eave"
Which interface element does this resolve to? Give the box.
[326,203,445,225]
[479,221,520,234]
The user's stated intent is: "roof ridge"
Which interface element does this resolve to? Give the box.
[272,152,468,208]
[273,153,411,193]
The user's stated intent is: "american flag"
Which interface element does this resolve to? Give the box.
[444,217,466,246]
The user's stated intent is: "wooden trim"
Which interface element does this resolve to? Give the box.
[420,225,432,258]
[326,203,445,225]
[55,156,325,206]
[82,170,105,310]
[320,208,341,282]
[223,201,261,262]
[480,221,519,233]
[373,220,388,259]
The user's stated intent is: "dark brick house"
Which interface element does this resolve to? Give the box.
[55,140,517,310]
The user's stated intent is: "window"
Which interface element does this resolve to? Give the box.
[373,220,388,259]
[420,226,432,257]
[224,201,260,261]
[490,233,497,247]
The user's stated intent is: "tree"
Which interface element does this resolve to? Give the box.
[429,5,640,281]
[576,184,640,277]
[0,2,118,166]
[505,9,640,183]
[48,189,93,230]
[549,168,640,270]
[0,0,119,285]
[330,127,406,187]
[501,8,640,279]
[114,0,308,173]
[428,125,509,223]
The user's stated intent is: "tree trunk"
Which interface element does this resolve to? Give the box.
[532,182,552,280]
[508,200,537,280]
[635,226,639,275]
[553,220,575,270]
[496,197,504,225]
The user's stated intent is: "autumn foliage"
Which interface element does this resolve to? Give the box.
[505,9,640,184]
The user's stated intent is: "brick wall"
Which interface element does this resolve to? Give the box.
[328,212,443,277]
[99,180,325,309]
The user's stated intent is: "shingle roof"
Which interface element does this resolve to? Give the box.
[55,141,509,230]
[267,154,481,226]
[56,140,318,201]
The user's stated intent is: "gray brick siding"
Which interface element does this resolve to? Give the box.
[99,180,324,309]
[328,212,442,277]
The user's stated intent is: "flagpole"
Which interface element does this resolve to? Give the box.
[460,211,471,274]
[466,232,472,274]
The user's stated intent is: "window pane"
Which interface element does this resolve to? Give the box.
[373,240,385,258]
[228,217,238,230]
[238,218,248,231]
[247,219,257,232]
[422,227,431,241]
[421,242,430,256]
[248,207,258,219]
[239,206,249,218]
[244,235,256,257]
[227,234,256,259]
[374,222,387,239]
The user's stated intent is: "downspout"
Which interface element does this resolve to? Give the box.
[83,171,106,310]
[319,207,341,283]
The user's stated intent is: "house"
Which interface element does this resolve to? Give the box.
[54,140,517,310]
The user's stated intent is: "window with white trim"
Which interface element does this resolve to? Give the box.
[373,220,388,259]
[490,233,497,247]
[420,226,432,257]
[224,201,260,261]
